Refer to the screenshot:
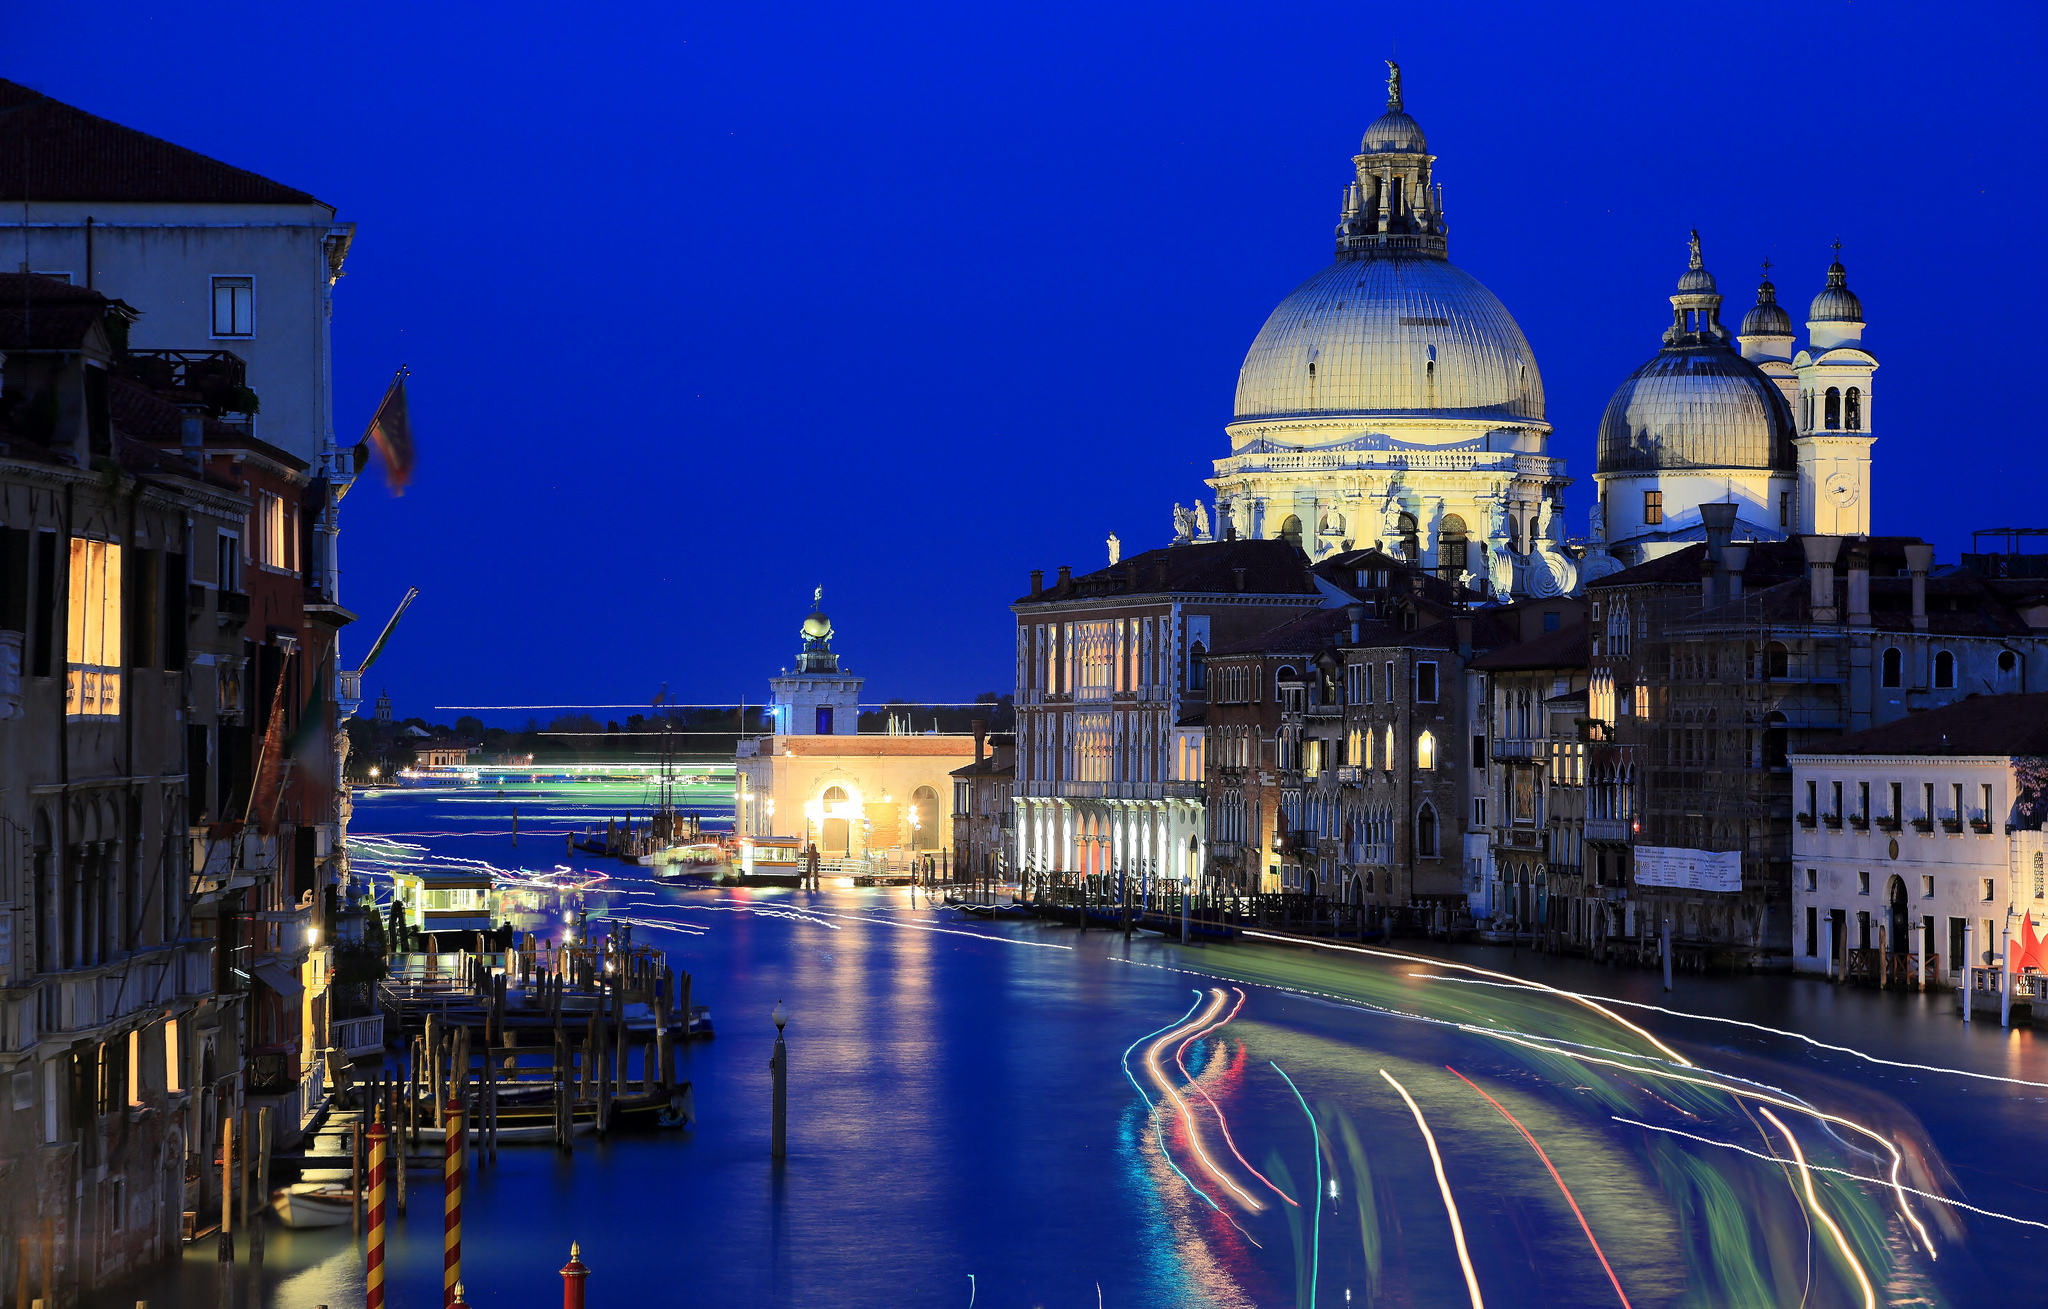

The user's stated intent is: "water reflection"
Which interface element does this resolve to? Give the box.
[88,780,2048,1308]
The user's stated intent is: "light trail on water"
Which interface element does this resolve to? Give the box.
[1445,1066,1631,1308]
[1761,1108,1876,1309]
[1143,991,1263,1211]
[1121,994,1224,1214]
[1176,989,1297,1208]
[1379,1070,1484,1309]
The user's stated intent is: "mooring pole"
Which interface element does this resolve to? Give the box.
[1661,917,1673,992]
[560,1242,590,1309]
[218,1109,235,1290]
[444,1098,464,1304]
[770,1002,788,1164]
[366,1122,388,1309]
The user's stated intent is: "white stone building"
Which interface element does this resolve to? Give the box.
[1594,233,1877,566]
[1201,64,1576,601]
[735,598,973,858]
[1791,694,2048,985]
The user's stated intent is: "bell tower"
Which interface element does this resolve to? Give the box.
[1793,247,1877,536]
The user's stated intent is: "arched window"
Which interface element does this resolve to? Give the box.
[911,785,941,850]
[1278,515,1303,547]
[1188,642,1207,691]
[1438,514,1468,572]
[1999,650,2018,676]
[1845,386,1862,431]
[1416,730,1436,770]
[1416,803,1439,858]
[1824,386,1841,430]
[1881,647,1903,688]
[1934,649,1955,689]
[1397,512,1419,562]
[1765,642,1790,679]
[1383,725,1396,770]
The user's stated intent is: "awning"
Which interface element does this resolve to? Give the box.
[252,959,305,1000]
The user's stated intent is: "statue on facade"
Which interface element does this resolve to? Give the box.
[1172,503,1193,541]
[1107,533,1121,566]
[1193,500,1211,541]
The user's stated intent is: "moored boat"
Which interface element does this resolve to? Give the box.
[271,1183,358,1228]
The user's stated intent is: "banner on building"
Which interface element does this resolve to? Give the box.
[1633,846,1742,893]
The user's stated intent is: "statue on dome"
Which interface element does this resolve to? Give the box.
[1385,59,1402,111]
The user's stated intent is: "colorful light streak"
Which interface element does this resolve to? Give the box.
[1760,1108,1876,1309]
[1379,1070,1485,1309]
[1614,1116,2048,1231]
[1176,989,1298,1207]
[1270,1061,1321,1308]
[1121,994,1223,1214]
[1445,1066,1632,1308]
[1144,991,1264,1211]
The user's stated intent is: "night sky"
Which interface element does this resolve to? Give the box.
[12,1,2044,722]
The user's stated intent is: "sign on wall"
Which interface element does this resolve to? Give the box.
[1634,846,1742,893]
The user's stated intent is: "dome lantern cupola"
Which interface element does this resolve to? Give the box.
[1335,60,1448,260]
[1738,259,1796,362]
[1806,242,1865,348]
[1663,230,1730,347]
[797,586,840,674]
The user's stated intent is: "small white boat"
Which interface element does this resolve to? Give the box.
[271,1183,358,1228]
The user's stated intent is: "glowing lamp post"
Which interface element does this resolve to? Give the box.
[907,804,921,887]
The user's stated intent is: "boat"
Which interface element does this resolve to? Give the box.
[271,1183,359,1228]
[608,1081,695,1131]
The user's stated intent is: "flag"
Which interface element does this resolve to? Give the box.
[246,649,296,836]
[356,587,419,677]
[652,682,668,707]
[354,366,416,495]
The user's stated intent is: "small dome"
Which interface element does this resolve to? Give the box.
[1741,275,1793,337]
[1360,110,1426,153]
[1597,348,1798,474]
[1676,265,1717,293]
[1809,259,1863,323]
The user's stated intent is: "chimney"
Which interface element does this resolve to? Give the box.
[1802,535,1843,623]
[1845,541,1872,628]
[1154,558,1169,590]
[1904,543,1934,630]
[1346,601,1365,645]
[1699,501,1738,567]
[1125,560,1140,591]
[1455,612,1473,659]
[1029,569,1044,600]
[1721,544,1750,602]
[181,412,205,469]
[1232,567,1246,592]
[1698,553,1719,611]
[971,718,987,764]
[1056,565,1072,597]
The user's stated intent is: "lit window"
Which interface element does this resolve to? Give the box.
[66,538,122,718]
[212,276,254,337]
[252,491,295,571]
[1644,490,1663,526]
[1416,730,1436,770]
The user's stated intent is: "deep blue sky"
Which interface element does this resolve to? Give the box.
[14,1,2045,723]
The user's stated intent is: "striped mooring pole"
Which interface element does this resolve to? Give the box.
[444,1098,465,1305]
[366,1122,389,1309]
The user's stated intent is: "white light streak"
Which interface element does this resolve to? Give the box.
[1380,1070,1484,1309]
[1760,1108,1875,1309]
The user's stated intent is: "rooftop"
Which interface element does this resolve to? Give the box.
[1805,693,2048,758]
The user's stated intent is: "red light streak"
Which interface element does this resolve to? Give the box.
[1446,1066,1631,1309]
[1175,989,1298,1207]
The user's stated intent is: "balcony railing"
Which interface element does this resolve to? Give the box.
[332,1014,385,1058]
[1492,739,1540,760]
[1585,817,1630,842]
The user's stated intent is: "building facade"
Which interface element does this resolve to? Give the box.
[1011,540,1319,896]
[736,599,973,860]
[1791,695,2048,987]
[950,726,1014,887]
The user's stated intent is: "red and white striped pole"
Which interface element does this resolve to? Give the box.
[560,1242,590,1309]
[443,1098,464,1305]
[366,1122,389,1309]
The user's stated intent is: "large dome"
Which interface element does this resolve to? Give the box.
[1596,348,1797,474]
[1234,256,1546,423]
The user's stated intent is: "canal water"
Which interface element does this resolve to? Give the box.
[107,778,2048,1308]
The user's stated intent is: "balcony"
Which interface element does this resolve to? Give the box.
[217,590,250,624]
[1493,739,1540,761]
[0,629,20,721]
[1585,817,1631,843]
[1333,765,1365,783]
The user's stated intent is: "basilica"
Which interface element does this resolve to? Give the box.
[1179,64,1877,593]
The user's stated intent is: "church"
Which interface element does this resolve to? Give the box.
[1182,63,1879,591]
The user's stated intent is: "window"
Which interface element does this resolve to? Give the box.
[1473,797,1487,827]
[1542,611,1560,633]
[1857,870,1870,896]
[1415,661,1439,704]
[1278,515,1303,547]
[1805,780,1818,820]
[1383,725,1395,771]
[1890,782,1902,823]
[1983,783,1995,825]
[1416,804,1439,858]
[1857,782,1870,822]
[1805,905,1818,957]
[1438,514,1468,572]
[1188,642,1206,692]
[1881,647,1902,688]
[1473,734,1486,768]
[1804,868,1817,892]
[1983,879,1996,903]
[66,538,122,718]
[1923,781,1936,821]
[164,1019,180,1093]
[1831,780,1842,820]
[1416,731,1436,770]
[1824,386,1841,430]
[216,530,241,593]
[253,491,295,572]
[211,276,254,337]
[815,706,833,734]
[1933,650,1955,688]
[1922,875,1934,899]
[1780,491,1791,528]
[1845,386,1862,431]
[1644,490,1663,526]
